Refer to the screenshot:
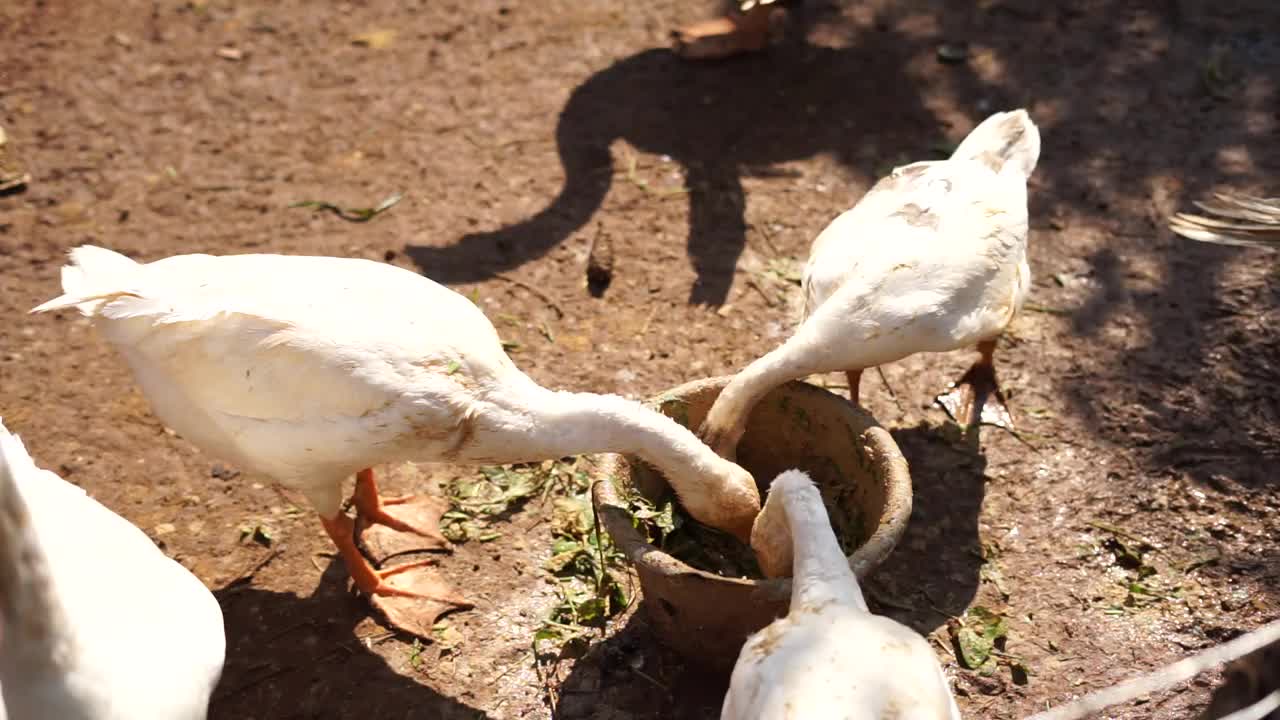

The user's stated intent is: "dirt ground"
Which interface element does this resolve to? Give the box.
[2,0,1278,718]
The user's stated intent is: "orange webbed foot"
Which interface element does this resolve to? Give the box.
[353,468,452,562]
[321,512,471,640]
[366,560,473,638]
[935,342,1014,433]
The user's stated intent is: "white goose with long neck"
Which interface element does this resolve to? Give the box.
[0,419,225,720]
[701,110,1042,458]
[722,470,960,720]
[31,247,760,637]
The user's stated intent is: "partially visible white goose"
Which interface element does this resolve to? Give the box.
[701,110,1041,459]
[31,246,761,637]
[0,419,225,720]
[722,470,960,720]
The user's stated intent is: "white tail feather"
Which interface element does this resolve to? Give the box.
[30,245,141,315]
[950,109,1041,178]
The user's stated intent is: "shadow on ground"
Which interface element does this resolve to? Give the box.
[407,3,943,305]
[409,0,1280,487]
[209,559,489,720]
[866,423,989,628]
[923,1,1280,490]
[551,610,731,720]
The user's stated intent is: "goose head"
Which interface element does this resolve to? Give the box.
[748,480,793,578]
[664,457,760,544]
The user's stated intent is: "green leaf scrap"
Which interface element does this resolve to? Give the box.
[289,192,403,223]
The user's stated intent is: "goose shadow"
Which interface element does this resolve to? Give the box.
[867,423,988,630]
[405,8,946,305]
[549,610,731,720]
[551,422,987,717]
[209,558,488,720]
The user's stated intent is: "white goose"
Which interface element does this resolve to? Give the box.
[723,469,960,720]
[31,246,761,637]
[701,110,1041,458]
[0,419,225,720]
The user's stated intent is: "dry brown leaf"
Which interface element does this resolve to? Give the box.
[352,29,396,50]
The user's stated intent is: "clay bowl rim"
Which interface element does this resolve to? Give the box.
[590,375,913,591]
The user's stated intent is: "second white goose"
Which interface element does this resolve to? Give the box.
[701,110,1041,459]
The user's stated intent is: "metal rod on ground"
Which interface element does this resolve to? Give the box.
[1218,691,1280,720]
[1022,619,1280,720]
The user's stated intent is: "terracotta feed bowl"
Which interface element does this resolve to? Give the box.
[590,376,912,670]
